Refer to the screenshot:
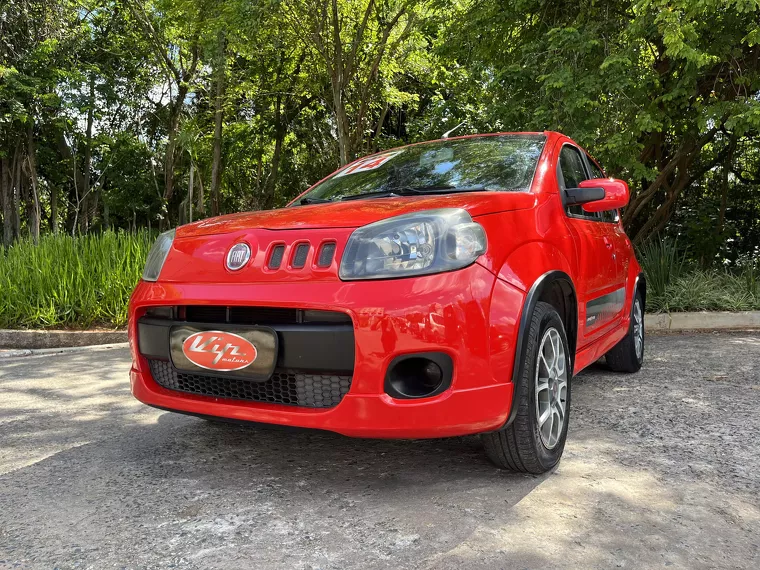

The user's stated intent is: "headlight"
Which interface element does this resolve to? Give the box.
[339,208,486,280]
[142,229,175,282]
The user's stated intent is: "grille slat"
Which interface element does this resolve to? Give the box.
[268,245,285,269]
[148,360,351,408]
[317,242,336,267]
[292,243,310,268]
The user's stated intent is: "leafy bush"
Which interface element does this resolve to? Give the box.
[642,266,760,313]
[636,237,687,298]
[637,235,760,312]
[0,231,153,329]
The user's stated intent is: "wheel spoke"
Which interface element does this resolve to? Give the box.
[554,399,564,420]
[539,353,551,377]
[538,406,551,427]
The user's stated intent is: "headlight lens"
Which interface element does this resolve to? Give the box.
[339,208,486,280]
[142,229,175,282]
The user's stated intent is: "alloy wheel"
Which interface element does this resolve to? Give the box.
[534,327,568,449]
[633,299,643,360]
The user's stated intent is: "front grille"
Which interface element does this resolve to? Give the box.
[172,306,350,325]
[148,359,351,408]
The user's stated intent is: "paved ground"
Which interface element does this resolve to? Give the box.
[1,333,759,569]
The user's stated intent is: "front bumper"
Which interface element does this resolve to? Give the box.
[128,262,521,438]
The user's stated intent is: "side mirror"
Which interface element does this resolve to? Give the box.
[566,178,629,212]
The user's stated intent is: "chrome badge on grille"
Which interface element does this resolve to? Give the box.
[226,242,251,271]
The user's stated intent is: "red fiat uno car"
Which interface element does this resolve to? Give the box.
[129,132,645,473]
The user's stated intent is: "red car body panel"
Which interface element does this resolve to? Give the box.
[128,131,643,438]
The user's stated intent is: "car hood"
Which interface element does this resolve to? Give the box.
[177,191,536,238]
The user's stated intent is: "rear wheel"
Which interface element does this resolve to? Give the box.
[605,290,644,373]
[481,302,571,474]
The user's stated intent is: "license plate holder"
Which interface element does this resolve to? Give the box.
[169,325,278,381]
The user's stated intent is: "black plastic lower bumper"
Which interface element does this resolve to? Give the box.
[137,318,355,373]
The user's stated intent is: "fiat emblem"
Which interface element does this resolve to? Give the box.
[226,243,251,271]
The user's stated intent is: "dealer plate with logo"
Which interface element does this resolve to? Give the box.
[170,326,278,380]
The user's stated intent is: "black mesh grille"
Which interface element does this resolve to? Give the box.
[183,306,226,322]
[317,242,336,267]
[228,306,298,325]
[148,359,351,408]
[292,243,310,268]
[183,306,299,325]
[268,245,285,269]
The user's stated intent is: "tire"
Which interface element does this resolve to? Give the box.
[481,301,571,474]
[605,290,644,373]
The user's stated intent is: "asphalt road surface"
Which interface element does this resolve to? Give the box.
[1,333,759,569]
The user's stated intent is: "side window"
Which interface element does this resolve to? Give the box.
[586,155,618,223]
[558,146,588,189]
[559,146,597,219]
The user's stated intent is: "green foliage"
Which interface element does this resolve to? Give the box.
[637,237,687,298]
[638,238,760,312]
[1,0,759,271]
[646,269,760,313]
[0,231,153,329]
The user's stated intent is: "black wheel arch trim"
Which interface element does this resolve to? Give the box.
[634,272,646,311]
[502,270,577,428]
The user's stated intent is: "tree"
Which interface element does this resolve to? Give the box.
[441,0,760,243]
[282,0,427,165]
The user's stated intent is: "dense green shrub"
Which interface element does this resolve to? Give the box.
[0,231,153,329]
[645,270,760,313]
[0,231,757,330]
[637,237,760,312]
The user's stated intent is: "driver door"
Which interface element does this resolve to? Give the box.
[557,144,623,348]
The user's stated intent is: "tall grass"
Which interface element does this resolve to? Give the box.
[0,231,153,329]
[637,236,760,312]
[646,270,760,313]
[636,237,686,298]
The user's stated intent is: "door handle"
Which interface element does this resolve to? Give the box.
[603,237,613,249]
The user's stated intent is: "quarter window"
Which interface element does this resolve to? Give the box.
[587,158,605,180]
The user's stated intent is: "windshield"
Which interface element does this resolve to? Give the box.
[296,134,545,203]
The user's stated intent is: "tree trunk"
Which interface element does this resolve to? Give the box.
[333,83,352,166]
[188,160,194,223]
[163,81,189,215]
[80,75,95,233]
[1,157,11,246]
[26,121,41,243]
[261,95,285,210]
[12,142,22,240]
[210,31,225,217]
[50,182,58,234]
[196,168,205,215]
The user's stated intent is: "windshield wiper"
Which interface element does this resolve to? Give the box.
[341,185,493,201]
[396,184,492,194]
[299,197,334,205]
[339,191,405,201]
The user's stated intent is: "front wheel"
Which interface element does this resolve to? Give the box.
[481,301,571,474]
[605,290,644,373]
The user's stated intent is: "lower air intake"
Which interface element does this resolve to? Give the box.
[148,360,351,409]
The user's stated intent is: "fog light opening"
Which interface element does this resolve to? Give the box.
[385,353,453,399]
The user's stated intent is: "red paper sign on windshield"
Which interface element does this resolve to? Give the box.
[334,150,404,178]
